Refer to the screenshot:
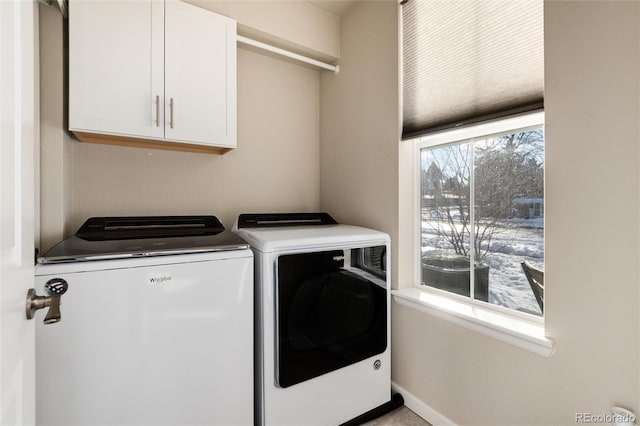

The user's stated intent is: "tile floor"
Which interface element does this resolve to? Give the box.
[362,406,431,426]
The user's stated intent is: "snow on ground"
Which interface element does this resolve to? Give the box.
[421,214,544,316]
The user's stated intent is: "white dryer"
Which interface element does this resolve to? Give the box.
[234,213,393,426]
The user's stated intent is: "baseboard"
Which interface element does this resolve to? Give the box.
[391,381,457,426]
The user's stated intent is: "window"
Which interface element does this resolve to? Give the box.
[397,0,550,352]
[416,113,544,317]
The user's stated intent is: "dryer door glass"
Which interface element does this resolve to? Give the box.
[275,246,387,388]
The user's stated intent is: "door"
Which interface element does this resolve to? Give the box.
[275,246,388,388]
[68,0,164,139]
[0,1,38,424]
[164,0,236,147]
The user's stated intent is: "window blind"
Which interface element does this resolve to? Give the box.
[402,0,544,140]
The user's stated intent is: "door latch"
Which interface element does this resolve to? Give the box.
[26,278,68,324]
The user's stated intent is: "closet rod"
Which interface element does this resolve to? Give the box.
[237,35,340,74]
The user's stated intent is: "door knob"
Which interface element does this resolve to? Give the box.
[26,278,68,324]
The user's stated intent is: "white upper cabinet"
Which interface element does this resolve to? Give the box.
[69,0,163,139]
[69,0,237,153]
[164,0,236,146]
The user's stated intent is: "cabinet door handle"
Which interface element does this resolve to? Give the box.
[169,97,174,129]
[155,95,160,127]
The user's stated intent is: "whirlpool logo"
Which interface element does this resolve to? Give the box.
[148,275,172,284]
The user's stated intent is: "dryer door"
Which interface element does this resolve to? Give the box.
[275,246,387,388]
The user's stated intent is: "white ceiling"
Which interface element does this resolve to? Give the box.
[307,1,358,17]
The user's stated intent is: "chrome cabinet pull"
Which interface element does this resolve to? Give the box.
[169,97,174,129]
[155,95,160,127]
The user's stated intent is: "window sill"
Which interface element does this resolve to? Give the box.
[392,287,555,357]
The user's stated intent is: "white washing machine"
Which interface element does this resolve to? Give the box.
[34,216,254,426]
[234,213,392,426]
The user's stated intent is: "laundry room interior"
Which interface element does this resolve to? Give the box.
[8,0,640,425]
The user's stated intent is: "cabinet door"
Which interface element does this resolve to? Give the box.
[69,0,164,139]
[164,0,236,147]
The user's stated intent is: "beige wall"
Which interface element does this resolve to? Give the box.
[391,1,640,425]
[185,0,341,61]
[39,7,322,249]
[319,0,399,284]
[39,3,72,252]
[70,47,320,232]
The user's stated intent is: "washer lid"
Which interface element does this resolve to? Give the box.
[75,216,225,240]
[234,223,389,253]
[39,216,249,263]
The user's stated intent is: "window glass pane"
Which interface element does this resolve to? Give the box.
[474,129,544,315]
[420,144,473,297]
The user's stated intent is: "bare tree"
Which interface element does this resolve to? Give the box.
[422,143,474,259]
[422,129,543,262]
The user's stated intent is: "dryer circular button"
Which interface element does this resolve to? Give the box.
[373,359,381,370]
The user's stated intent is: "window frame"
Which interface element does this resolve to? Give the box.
[399,111,554,356]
